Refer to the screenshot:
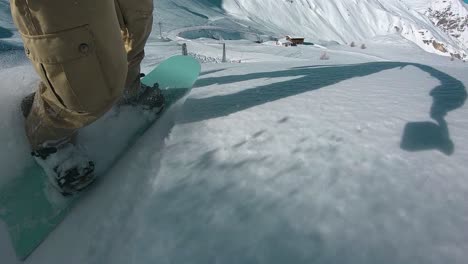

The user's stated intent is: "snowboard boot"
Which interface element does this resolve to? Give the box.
[21,93,95,195]
[119,79,165,114]
[32,140,96,196]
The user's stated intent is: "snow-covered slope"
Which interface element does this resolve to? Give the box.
[0,1,13,35]
[2,1,468,264]
[0,1,16,48]
[2,40,467,264]
[401,0,432,13]
[222,0,467,60]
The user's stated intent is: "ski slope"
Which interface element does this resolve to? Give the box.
[1,0,468,263]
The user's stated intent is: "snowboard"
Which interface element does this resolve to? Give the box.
[0,55,201,260]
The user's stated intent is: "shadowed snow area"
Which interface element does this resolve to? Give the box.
[0,26,12,38]
[1,0,468,264]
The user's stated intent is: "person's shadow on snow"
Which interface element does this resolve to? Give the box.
[188,62,466,155]
[400,65,467,155]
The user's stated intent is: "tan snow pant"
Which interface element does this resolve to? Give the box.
[10,0,153,150]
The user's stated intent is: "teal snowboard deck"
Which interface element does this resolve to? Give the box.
[0,55,201,260]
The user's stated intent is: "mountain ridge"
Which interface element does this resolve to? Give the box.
[221,0,467,60]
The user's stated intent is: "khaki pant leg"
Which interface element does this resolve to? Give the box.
[115,0,154,94]
[10,0,128,150]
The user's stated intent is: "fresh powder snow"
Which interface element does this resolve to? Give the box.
[1,0,468,264]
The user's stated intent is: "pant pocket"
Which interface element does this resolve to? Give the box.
[22,25,116,114]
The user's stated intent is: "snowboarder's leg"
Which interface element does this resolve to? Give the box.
[114,0,164,114]
[115,0,154,95]
[11,0,127,194]
[11,0,128,148]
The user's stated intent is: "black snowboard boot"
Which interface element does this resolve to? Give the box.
[119,81,165,114]
[32,140,96,196]
[21,93,95,195]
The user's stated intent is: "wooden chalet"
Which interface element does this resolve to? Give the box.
[285,35,305,45]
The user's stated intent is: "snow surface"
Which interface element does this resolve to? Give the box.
[1,0,468,263]
[401,0,432,13]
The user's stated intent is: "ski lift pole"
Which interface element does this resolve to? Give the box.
[222,43,227,63]
[182,43,188,56]
[158,21,163,39]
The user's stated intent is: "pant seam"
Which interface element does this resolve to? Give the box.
[23,0,41,35]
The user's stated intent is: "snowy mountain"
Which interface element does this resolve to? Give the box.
[2,0,467,60]
[403,0,468,59]
[222,0,468,60]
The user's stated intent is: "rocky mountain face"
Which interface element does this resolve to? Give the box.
[425,0,468,58]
